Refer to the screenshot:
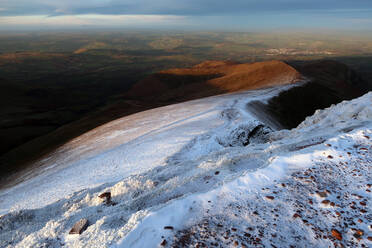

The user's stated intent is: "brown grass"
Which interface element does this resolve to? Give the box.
[127,60,302,100]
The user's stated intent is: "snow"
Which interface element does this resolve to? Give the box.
[119,92,372,248]
[0,85,293,214]
[0,86,371,248]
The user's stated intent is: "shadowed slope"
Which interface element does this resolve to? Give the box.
[249,60,371,129]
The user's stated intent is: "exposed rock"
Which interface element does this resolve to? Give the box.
[353,229,364,239]
[331,229,342,241]
[224,124,273,147]
[98,192,112,205]
[160,239,167,246]
[316,191,328,198]
[69,219,89,235]
[293,213,301,219]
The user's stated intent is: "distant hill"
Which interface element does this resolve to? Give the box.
[127,60,302,101]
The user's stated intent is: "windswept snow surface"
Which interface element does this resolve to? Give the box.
[0,85,293,213]
[0,87,371,248]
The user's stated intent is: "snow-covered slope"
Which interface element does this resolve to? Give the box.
[0,85,294,213]
[0,86,371,248]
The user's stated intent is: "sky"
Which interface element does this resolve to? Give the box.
[0,0,372,30]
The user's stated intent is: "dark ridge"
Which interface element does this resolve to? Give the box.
[253,60,371,129]
[255,83,341,129]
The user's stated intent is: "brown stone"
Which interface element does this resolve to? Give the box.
[69,219,89,235]
[354,229,364,239]
[293,213,301,219]
[317,191,328,198]
[98,192,112,204]
[160,239,167,246]
[331,229,342,240]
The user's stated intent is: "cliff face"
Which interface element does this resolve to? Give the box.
[258,60,371,129]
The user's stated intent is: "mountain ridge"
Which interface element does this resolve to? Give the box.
[0,59,369,188]
[127,60,302,100]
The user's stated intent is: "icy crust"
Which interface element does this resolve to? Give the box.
[0,91,371,247]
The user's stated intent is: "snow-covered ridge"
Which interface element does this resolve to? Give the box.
[0,85,295,213]
[0,88,371,247]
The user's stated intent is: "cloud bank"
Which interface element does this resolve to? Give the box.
[0,0,371,29]
[1,0,371,16]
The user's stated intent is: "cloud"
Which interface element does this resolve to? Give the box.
[347,18,372,25]
[1,0,372,16]
[0,0,371,30]
[0,14,188,27]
